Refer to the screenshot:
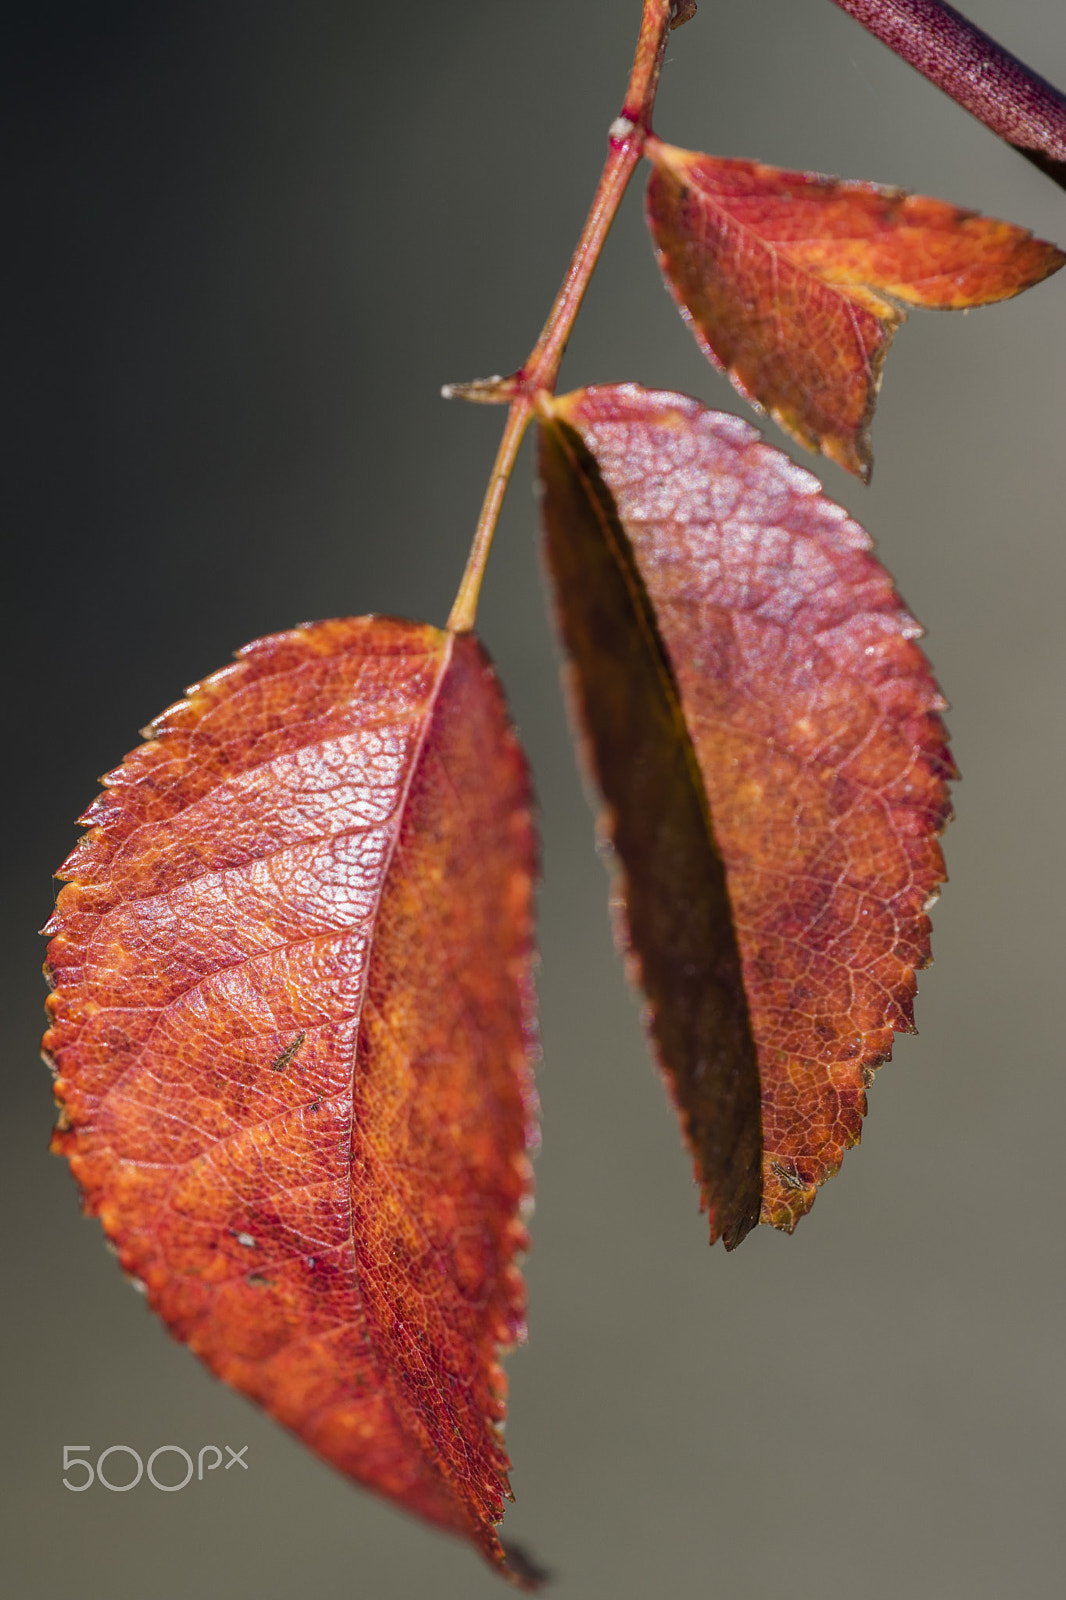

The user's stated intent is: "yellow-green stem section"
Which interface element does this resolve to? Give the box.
[447,397,535,634]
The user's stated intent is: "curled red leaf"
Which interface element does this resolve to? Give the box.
[645,141,1065,478]
[538,384,955,1237]
[43,616,539,1585]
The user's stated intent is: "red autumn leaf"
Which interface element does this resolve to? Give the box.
[42,615,539,1586]
[538,384,955,1242]
[645,140,1065,479]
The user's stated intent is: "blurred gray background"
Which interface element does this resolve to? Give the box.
[4,2,1064,1596]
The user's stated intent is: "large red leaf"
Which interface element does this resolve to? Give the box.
[538,385,955,1239]
[42,616,539,1585]
[645,140,1065,479]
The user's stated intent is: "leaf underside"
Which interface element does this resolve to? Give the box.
[539,385,956,1238]
[646,143,1066,479]
[43,616,540,1586]
[538,416,763,1249]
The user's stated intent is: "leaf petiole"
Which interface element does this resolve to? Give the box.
[447,396,535,634]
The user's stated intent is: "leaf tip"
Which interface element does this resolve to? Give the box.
[500,1538,554,1592]
[719,1199,760,1252]
[670,0,697,28]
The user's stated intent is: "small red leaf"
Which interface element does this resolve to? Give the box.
[645,141,1065,478]
[43,616,539,1585]
[538,385,955,1238]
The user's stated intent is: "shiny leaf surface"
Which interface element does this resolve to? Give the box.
[645,141,1065,478]
[43,616,539,1584]
[539,385,955,1237]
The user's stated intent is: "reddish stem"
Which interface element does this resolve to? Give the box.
[830,0,1066,185]
[448,0,680,634]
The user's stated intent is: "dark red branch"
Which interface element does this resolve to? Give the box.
[830,0,1066,191]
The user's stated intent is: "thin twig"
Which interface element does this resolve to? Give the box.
[830,0,1066,190]
[446,0,678,633]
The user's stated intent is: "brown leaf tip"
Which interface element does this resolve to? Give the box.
[501,1539,554,1591]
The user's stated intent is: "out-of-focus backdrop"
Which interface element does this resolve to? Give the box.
[5,3,1065,1596]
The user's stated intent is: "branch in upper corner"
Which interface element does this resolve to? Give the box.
[830,0,1066,194]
